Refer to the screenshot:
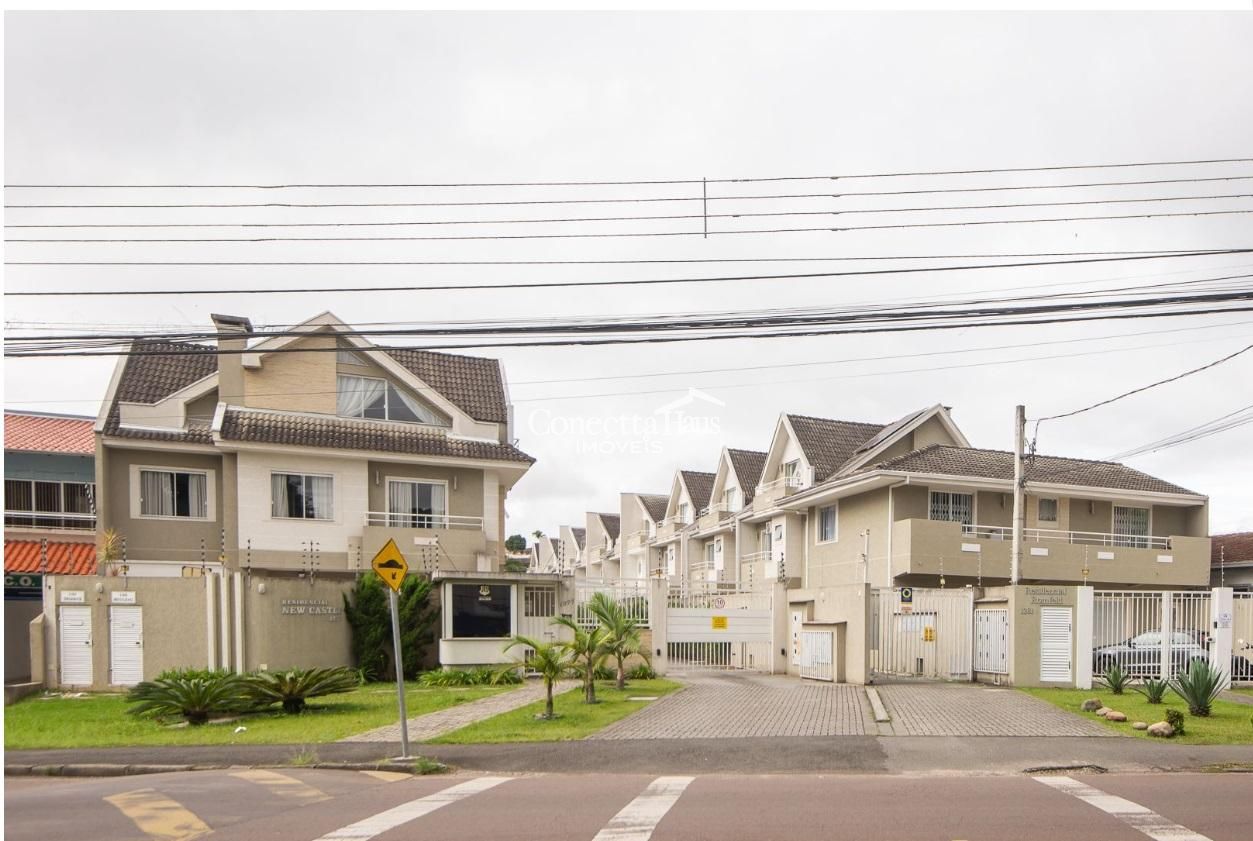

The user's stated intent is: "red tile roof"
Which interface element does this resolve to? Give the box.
[1212,532,1253,566]
[4,540,96,575]
[4,413,95,455]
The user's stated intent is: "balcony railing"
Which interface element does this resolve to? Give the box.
[4,511,96,531]
[363,511,484,529]
[741,550,772,564]
[960,523,1171,550]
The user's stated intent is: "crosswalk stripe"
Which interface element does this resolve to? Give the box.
[231,769,331,804]
[359,770,412,783]
[1033,776,1214,841]
[104,788,212,841]
[592,776,694,841]
[313,776,511,840]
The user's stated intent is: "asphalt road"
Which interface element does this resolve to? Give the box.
[6,768,1252,841]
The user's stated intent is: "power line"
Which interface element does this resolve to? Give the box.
[10,192,1253,229]
[8,174,1253,210]
[10,250,1251,298]
[7,155,1252,188]
[1107,404,1253,460]
[9,209,1253,242]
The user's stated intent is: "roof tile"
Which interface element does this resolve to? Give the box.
[4,540,96,575]
[786,414,886,481]
[681,470,716,511]
[637,493,670,524]
[4,413,95,455]
[727,449,767,503]
[1212,532,1253,566]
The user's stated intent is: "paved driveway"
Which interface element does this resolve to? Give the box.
[874,682,1113,737]
[590,672,871,739]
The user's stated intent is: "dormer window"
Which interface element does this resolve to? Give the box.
[336,374,444,425]
[723,487,739,511]
[783,460,801,484]
[678,502,691,524]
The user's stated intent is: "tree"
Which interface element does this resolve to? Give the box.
[505,636,575,719]
[343,573,438,681]
[587,592,646,691]
[532,529,545,539]
[505,534,527,553]
[553,616,610,703]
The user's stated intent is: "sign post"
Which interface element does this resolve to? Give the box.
[371,538,411,760]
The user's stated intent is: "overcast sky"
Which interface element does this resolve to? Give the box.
[5,11,1252,536]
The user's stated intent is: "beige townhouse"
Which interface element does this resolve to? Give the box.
[617,492,668,579]
[528,534,561,574]
[583,512,621,581]
[689,448,767,588]
[650,470,715,585]
[94,311,535,577]
[562,525,586,579]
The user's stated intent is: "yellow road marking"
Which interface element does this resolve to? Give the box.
[104,788,211,841]
[231,768,331,804]
[360,770,412,782]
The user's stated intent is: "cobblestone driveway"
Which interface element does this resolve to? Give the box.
[874,682,1113,737]
[589,672,870,739]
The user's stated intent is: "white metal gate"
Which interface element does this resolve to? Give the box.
[870,588,973,680]
[59,605,93,686]
[1040,607,1073,683]
[667,587,774,673]
[799,630,834,681]
[1234,592,1253,685]
[973,608,1009,675]
[109,605,144,686]
[1093,590,1211,680]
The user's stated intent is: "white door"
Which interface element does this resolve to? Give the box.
[1040,606,1073,683]
[59,605,93,686]
[110,606,144,686]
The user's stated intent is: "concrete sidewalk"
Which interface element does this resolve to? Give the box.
[8,736,1252,777]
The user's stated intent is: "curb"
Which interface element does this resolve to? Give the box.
[864,687,891,723]
[5,759,448,778]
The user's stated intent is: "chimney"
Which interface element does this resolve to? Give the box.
[211,314,253,405]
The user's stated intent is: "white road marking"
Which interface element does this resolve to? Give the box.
[1033,776,1214,841]
[592,776,694,841]
[358,770,412,783]
[313,776,511,840]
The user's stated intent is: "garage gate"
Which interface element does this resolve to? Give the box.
[667,587,774,673]
[870,587,974,681]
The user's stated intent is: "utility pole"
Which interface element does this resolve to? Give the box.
[860,529,870,584]
[1011,404,1026,585]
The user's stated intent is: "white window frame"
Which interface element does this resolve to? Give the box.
[130,465,215,522]
[385,476,449,528]
[1038,497,1059,525]
[723,486,739,512]
[270,471,335,522]
[678,502,691,524]
[816,503,838,544]
[783,459,800,482]
[336,373,445,426]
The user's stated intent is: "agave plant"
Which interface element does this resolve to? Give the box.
[1133,676,1170,704]
[244,667,359,714]
[126,673,250,725]
[1170,659,1226,717]
[1097,662,1131,695]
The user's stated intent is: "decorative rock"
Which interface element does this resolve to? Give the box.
[1094,707,1112,717]
[1080,698,1103,712]
[1147,721,1175,738]
[1104,711,1127,722]
[1132,722,1149,730]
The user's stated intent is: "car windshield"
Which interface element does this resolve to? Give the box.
[1132,633,1161,646]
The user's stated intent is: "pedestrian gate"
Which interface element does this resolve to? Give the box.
[799,630,834,681]
[870,588,973,681]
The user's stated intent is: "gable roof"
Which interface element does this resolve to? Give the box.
[868,444,1197,496]
[1212,532,1253,566]
[115,340,218,404]
[637,493,670,523]
[5,539,96,575]
[4,412,96,455]
[598,513,621,541]
[727,449,767,503]
[680,470,716,511]
[786,414,886,481]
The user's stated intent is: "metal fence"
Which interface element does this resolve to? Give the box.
[574,578,651,629]
[973,608,1009,675]
[667,586,771,611]
[666,640,775,672]
[799,630,835,681]
[1235,592,1253,685]
[1092,590,1211,680]
[869,588,973,681]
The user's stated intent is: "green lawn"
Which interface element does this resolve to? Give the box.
[431,679,682,744]
[4,683,510,749]
[1022,687,1253,745]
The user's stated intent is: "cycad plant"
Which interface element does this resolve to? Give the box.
[506,636,576,719]
[586,592,647,691]
[1170,660,1226,717]
[553,616,610,704]
[126,673,249,725]
[243,667,359,714]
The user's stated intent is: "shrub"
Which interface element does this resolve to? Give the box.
[156,667,234,683]
[416,667,522,687]
[343,573,438,681]
[1170,660,1226,717]
[1133,677,1169,704]
[1165,708,1186,735]
[626,663,657,680]
[126,673,250,725]
[244,667,359,714]
[593,664,616,681]
[1097,663,1131,695]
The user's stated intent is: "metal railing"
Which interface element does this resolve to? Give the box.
[574,578,651,628]
[363,511,484,529]
[4,511,96,530]
[961,523,1171,550]
[1092,590,1213,680]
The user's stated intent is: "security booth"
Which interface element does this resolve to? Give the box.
[435,570,571,668]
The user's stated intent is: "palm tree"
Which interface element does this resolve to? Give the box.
[587,592,646,690]
[553,616,610,703]
[505,636,574,720]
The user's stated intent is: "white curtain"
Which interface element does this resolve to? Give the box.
[337,375,385,418]
[390,384,442,425]
[271,473,290,518]
[307,475,333,519]
[187,474,207,519]
[141,470,173,516]
[388,480,445,527]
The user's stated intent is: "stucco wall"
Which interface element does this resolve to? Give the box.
[788,583,872,684]
[5,599,42,682]
[366,460,484,520]
[242,334,339,414]
[805,488,888,588]
[241,574,355,672]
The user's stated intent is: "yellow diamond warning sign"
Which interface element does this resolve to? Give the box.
[371,538,409,592]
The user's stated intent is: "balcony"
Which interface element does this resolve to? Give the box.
[361,510,487,571]
[890,519,1209,587]
[4,511,96,532]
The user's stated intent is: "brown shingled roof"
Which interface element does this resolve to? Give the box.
[571,527,586,548]
[219,408,533,463]
[637,493,670,524]
[727,449,767,503]
[786,414,886,481]
[115,340,218,404]
[681,470,716,511]
[869,444,1197,496]
[598,513,621,541]
[382,348,509,424]
[1212,532,1253,566]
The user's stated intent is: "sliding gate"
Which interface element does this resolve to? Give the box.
[667,587,775,673]
[870,587,974,681]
